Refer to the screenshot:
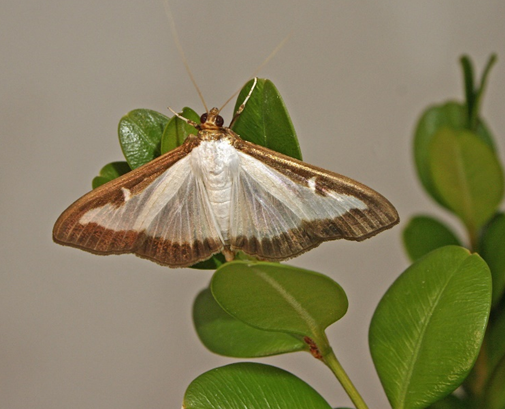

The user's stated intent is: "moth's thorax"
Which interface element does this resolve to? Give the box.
[190,139,240,241]
[197,128,235,142]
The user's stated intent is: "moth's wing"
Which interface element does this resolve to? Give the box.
[229,140,399,261]
[53,142,224,267]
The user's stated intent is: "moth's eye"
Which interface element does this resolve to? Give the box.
[215,115,224,127]
[200,113,208,123]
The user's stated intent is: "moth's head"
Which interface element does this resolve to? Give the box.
[199,107,225,129]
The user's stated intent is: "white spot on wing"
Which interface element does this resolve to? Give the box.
[121,187,131,202]
[308,176,317,193]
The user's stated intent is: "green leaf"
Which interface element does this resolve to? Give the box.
[190,253,227,270]
[414,102,464,207]
[413,102,495,207]
[482,354,505,409]
[118,109,170,169]
[480,213,505,306]
[193,288,306,357]
[183,362,332,409]
[232,78,302,160]
[429,129,504,232]
[91,161,131,189]
[369,246,492,409]
[160,107,200,154]
[402,215,461,262]
[211,261,348,356]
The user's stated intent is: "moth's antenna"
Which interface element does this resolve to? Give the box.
[168,107,199,128]
[229,77,258,128]
[218,30,293,113]
[250,30,293,79]
[163,1,209,113]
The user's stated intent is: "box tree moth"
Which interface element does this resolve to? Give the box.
[53,78,399,268]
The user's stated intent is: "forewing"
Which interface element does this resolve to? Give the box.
[53,143,223,267]
[230,140,399,261]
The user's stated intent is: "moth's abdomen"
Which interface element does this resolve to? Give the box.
[190,139,240,241]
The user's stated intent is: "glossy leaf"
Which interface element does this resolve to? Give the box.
[91,161,131,189]
[429,128,504,231]
[161,107,200,154]
[413,102,494,206]
[211,261,348,335]
[232,78,302,160]
[193,288,306,357]
[211,261,347,356]
[211,261,348,355]
[118,109,169,169]
[480,213,505,306]
[369,246,492,409]
[402,215,461,262]
[183,362,332,409]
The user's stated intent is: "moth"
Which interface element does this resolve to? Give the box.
[53,78,399,268]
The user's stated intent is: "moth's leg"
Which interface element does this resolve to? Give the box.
[223,247,236,262]
[229,77,258,128]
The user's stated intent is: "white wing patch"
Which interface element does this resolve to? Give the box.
[79,155,222,246]
[231,152,367,236]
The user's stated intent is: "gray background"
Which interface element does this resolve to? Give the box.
[2,1,504,408]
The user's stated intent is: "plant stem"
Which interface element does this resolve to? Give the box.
[323,349,370,409]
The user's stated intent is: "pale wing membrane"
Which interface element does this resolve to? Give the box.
[230,163,314,259]
[230,145,399,261]
[135,165,223,265]
[53,145,223,267]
